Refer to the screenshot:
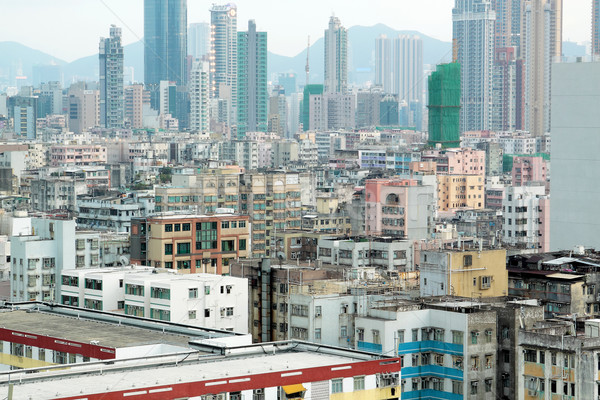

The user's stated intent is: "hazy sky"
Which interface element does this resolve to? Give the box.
[0,0,593,62]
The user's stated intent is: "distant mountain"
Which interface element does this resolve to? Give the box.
[63,40,144,84]
[1,28,589,89]
[269,23,453,87]
[0,41,66,82]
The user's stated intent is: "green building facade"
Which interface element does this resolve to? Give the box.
[237,20,268,139]
[427,63,461,148]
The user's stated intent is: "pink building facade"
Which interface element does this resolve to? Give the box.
[422,148,486,176]
[50,145,107,166]
[512,156,547,186]
[364,178,435,240]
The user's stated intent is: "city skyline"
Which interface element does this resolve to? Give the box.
[0,0,593,62]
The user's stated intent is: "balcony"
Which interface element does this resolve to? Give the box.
[402,389,462,400]
[397,340,463,356]
[401,365,464,380]
[357,341,382,353]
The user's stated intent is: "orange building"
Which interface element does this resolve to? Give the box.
[130,213,250,275]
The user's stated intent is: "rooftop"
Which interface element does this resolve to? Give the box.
[2,341,396,400]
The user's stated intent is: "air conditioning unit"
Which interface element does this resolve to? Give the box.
[475,332,480,336]
[254,389,264,395]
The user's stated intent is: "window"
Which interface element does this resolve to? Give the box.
[485,379,492,392]
[164,243,173,255]
[470,356,479,371]
[182,223,191,231]
[353,376,365,391]
[222,240,235,252]
[481,276,491,289]
[188,310,196,319]
[372,329,381,344]
[470,381,478,395]
[464,255,472,267]
[357,328,364,341]
[177,242,191,254]
[341,326,348,337]
[551,352,557,365]
[452,380,463,395]
[551,380,557,393]
[150,287,170,299]
[485,329,493,343]
[471,331,479,344]
[524,349,537,363]
[221,221,229,229]
[485,354,493,369]
[331,379,343,393]
[452,330,463,345]
[434,328,444,341]
[174,224,181,232]
[412,329,419,342]
[453,356,463,370]
[205,309,210,317]
[165,224,173,232]
[315,328,321,339]
[539,350,545,364]
[397,330,405,343]
[239,239,247,251]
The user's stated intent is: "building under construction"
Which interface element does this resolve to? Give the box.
[427,63,461,148]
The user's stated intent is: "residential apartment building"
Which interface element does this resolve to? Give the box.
[356,299,499,399]
[6,335,401,400]
[0,302,245,371]
[512,156,547,186]
[437,175,485,212]
[49,145,107,166]
[420,248,509,298]
[130,213,250,275]
[76,194,145,233]
[10,218,75,302]
[122,272,248,332]
[317,236,413,272]
[364,178,435,240]
[502,185,550,251]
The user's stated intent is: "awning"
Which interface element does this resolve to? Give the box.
[282,384,306,395]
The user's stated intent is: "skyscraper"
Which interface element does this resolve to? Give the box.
[237,20,268,138]
[521,0,562,137]
[144,0,187,100]
[210,3,238,128]
[188,22,211,60]
[452,0,496,132]
[189,60,210,134]
[594,0,600,57]
[375,35,392,93]
[427,63,461,148]
[99,25,124,128]
[324,16,347,94]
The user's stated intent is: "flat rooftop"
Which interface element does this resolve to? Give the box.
[0,303,246,346]
[0,309,193,349]
[3,342,393,400]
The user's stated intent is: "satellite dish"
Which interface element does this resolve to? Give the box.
[119,255,130,266]
[277,252,286,260]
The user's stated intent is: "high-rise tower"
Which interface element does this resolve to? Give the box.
[324,16,347,94]
[144,0,187,105]
[594,0,600,57]
[188,22,211,60]
[521,0,562,137]
[99,25,124,129]
[427,63,461,148]
[189,60,210,134]
[210,3,238,128]
[237,20,268,139]
[452,0,496,132]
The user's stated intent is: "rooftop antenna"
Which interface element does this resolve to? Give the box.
[305,35,311,86]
